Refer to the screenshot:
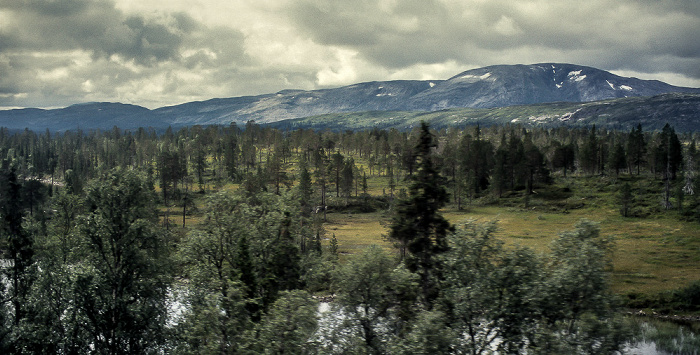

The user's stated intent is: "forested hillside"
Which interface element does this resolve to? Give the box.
[0,121,698,353]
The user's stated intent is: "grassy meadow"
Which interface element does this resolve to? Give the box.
[322,200,699,296]
[310,172,699,299]
[165,151,700,302]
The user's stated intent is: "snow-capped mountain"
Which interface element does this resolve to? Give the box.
[1,63,698,131]
[406,63,698,110]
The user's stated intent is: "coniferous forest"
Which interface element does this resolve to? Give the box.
[0,121,699,354]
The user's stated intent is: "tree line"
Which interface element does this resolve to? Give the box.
[1,121,698,217]
[0,121,695,191]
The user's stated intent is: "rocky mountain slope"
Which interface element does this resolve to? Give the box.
[268,93,700,132]
[407,63,697,110]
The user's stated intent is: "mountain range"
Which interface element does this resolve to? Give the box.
[1,63,699,132]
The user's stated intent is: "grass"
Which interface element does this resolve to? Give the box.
[322,211,395,260]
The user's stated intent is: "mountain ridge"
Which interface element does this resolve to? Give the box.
[1,63,698,132]
[267,92,700,132]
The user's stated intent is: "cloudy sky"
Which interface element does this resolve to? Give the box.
[1,0,699,109]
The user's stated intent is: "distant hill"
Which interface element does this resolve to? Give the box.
[1,63,698,132]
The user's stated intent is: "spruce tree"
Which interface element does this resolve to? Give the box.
[298,158,313,217]
[341,157,354,204]
[619,182,633,217]
[627,124,646,175]
[389,122,453,306]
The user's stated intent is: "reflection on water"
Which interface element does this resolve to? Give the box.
[625,318,699,355]
[625,341,675,355]
[316,303,699,354]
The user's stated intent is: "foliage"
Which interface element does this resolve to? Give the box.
[322,245,418,353]
[175,190,308,352]
[0,165,34,352]
[438,219,628,355]
[0,120,698,353]
[253,290,319,354]
[440,221,544,354]
[74,169,173,354]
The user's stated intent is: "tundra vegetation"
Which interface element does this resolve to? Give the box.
[0,121,698,353]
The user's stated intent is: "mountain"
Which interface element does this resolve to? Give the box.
[1,63,698,132]
[0,102,156,132]
[267,93,700,132]
[152,80,434,126]
[406,63,699,110]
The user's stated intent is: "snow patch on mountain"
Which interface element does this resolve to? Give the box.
[568,70,587,82]
[458,72,493,83]
[529,114,556,122]
[559,109,582,121]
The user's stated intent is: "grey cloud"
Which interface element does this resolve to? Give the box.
[1,0,698,109]
[0,0,91,16]
[288,2,381,47]
[1,0,196,65]
[285,0,700,80]
[0,0,252,108]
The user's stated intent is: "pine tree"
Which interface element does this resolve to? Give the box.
[361,172,368,195]
[223,125,239,179]
[580,125,599,175]
[683,140,696,196]
[491,134,509,198]
[609,138,627,176]
[332,151,344,197]
[552,142,576,177]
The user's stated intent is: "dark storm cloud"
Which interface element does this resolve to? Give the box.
[0,0,190,64]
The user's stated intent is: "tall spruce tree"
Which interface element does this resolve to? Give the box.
[298,158,313,217]
[627,124,646,175]
[580,125,599,175]
[389,122,453,307]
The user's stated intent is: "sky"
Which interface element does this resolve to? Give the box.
[1,0,699,110]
